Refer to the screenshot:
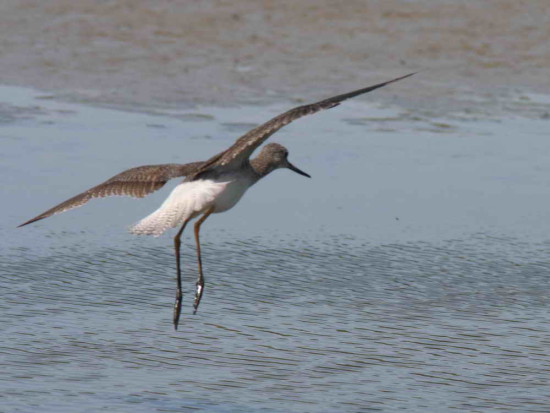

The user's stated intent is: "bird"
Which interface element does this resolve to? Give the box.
[18,72,414,329]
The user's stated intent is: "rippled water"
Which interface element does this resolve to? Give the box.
[1,87,550,412]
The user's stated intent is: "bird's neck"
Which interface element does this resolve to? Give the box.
[249,156,274,181]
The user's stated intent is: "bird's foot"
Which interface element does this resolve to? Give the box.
[193,282,204,315]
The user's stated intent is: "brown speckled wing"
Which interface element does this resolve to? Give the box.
[192,73,415,178]
[18,162,203,227]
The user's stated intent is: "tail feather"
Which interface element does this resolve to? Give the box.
[129,204,189,236]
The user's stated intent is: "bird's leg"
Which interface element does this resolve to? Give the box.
[173,218,190,330]
[193,206,214,314]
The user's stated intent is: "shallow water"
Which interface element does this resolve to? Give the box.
[1,87,550,412]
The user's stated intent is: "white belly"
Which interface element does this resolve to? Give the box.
[212,176,252,213]
[129,176,252,236]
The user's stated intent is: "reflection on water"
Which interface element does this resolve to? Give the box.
[1,86,550,412]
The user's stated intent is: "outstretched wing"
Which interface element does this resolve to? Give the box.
[192,73,415,177]
[18,162,203,227]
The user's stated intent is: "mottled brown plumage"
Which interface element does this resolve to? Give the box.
[192,72,415,179]
[18,162,203,227]
[21,73,413,229]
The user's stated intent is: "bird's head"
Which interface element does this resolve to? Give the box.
[254,143,311,178]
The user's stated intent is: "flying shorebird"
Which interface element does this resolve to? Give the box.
[19,72,414,329]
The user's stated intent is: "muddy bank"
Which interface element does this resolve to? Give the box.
[0,0,549,115]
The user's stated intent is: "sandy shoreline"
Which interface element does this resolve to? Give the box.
[1,0,549,116]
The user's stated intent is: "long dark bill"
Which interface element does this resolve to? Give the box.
[287,162,311,178]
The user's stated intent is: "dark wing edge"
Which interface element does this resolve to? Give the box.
[18,162,203,227]
[193,72,416,176]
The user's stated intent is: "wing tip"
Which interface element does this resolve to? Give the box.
[17,218,40,228]
[379,72,417,89]
[392,71,417,82]
[17,215,46,228]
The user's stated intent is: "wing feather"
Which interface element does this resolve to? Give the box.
[192,73,415,178]
[18,162,202,227]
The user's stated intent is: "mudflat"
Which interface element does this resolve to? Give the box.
[0,0,548,114]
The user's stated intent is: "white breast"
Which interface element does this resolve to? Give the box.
[129,175,253,236]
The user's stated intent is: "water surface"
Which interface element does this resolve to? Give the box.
[1,87,550,412]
